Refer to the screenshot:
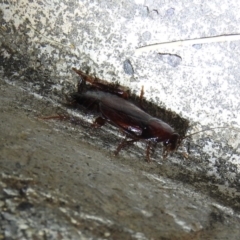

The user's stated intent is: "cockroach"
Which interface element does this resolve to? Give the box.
[43,68,236,162]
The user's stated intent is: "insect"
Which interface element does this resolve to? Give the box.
[43,68,234,162]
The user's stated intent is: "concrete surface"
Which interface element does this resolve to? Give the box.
[1,0,240,239]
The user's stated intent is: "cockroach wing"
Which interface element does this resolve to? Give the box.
[99,102,145,137]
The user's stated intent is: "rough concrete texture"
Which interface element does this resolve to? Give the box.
[0,0,240,239]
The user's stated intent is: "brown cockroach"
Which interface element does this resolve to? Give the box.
[43,68,236,162]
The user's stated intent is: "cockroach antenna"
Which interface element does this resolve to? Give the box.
[181,126,239,140]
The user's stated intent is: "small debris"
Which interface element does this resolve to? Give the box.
[123,59,134,75]
[158,53,182,67]
[192,44,202,49]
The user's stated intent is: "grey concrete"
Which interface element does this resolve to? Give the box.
[0,0,240,239]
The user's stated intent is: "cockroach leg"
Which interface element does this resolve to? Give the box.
[72,68,130,98]
[92,116,106,128]
[178,140,189,159]
[146,142,152,162]
[77,76,86,93]
[162,147,170,159]
[174,138,189,159]
[40,114,70,121]
[146,141,157,162]
[139,86,145,108]
[114,136,139,156]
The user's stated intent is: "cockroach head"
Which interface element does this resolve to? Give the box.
[162,133,181,158]
[165,133,181,151]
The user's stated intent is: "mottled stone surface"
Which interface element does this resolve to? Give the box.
[0,0,240,239]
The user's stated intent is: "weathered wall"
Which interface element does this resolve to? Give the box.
[1,1,240,239]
